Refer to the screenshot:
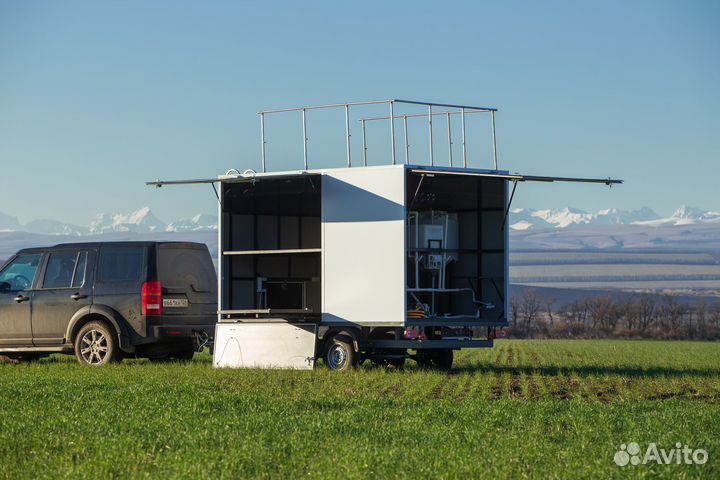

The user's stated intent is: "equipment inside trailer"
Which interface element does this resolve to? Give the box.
[406,171,507,326]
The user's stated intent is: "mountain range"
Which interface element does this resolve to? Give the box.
[509,206,720,231]
[0,207,217,235]
[1,205,719,236]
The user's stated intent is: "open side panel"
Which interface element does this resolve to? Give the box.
[322,166,406,326]
[220,175,322,320]
[406,171,508,326]
[213,323,316,369]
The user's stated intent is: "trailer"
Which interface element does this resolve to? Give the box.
[148,99,621,370]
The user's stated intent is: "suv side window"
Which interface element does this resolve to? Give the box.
[97,246,145,283]
[0,254,43,292]
[42,251,81,289]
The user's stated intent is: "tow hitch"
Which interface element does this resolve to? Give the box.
[193,330,212,353]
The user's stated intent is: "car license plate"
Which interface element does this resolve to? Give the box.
[163,298,189,308]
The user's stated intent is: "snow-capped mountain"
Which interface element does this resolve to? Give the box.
[166,214,218,232]
[0,207,218,236]
[634,206,720,227]
[88,207,166,233]
[509,205,718,230]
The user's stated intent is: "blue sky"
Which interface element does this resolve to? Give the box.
[0,0,718,225]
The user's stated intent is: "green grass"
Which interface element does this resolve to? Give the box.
[1,340,718,479]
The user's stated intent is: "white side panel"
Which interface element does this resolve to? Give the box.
[322,165,406,326]
[213,323,316,370]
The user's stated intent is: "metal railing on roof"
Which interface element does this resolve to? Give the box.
[257,99,499,173]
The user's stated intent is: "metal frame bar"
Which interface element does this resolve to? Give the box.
[361,119,367,166]
[260,113,266,172]
[461,108,467,168]
[491,110,497,170]
[428,104,434,166]
[258,99,393,115]
[302,108,308,170]
[344,104,351,167]
[403,115,409,164]
[358,109,487,122]
[390,101,396,165]
[446,112,452,167]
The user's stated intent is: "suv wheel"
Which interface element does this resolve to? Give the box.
[75,321,120,366]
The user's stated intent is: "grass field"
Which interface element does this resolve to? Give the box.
[1,340,718,479]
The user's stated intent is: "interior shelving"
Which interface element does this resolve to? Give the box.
[220,174,322,319]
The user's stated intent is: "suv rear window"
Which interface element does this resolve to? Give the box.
[98,246,145,283]
[158,244,215,292]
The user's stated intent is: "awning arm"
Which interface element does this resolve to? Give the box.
[146,169,259,187]
[145,177,221,187]
[408,166,622,186]
[516,174,623,185]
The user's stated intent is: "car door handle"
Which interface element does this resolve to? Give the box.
[70,293,88,301]
[13,294,29,303]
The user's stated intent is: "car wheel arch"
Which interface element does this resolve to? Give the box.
[66,306,133,353]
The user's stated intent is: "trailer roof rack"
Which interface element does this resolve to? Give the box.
[146,98,622,188]
[258,98,500,172]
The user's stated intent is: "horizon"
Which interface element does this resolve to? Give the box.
[2,202,719,232]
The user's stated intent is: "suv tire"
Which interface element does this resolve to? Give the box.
[74,321,121,366]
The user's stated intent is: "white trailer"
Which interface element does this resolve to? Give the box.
[148,99,621,370]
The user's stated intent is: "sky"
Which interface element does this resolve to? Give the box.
[0,0,718,226]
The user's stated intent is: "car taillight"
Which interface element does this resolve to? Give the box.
[142,281,163,316]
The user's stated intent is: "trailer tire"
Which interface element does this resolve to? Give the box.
[416,349,453,371]
[323,335,357,371]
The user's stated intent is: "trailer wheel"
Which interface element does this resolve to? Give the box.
[323,335,356,371]
[416,349,453,371]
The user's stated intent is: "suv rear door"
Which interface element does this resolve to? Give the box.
[93,244,148,337]
[157,243,216,320]
[31,249,94,346]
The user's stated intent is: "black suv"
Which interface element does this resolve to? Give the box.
[0,241,216,365]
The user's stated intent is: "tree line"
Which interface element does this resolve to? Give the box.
[509,290,720,340]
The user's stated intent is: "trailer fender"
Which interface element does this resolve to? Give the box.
[318,327,360,353]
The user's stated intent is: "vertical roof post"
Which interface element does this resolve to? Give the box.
[491,110,498,170]
[345,104,351,167]
[302,108,308,170]
[461,107,467,168]
[389,100,396,165]
[403,115,409,164]
[446,112,453,167]
[362,119,368,166]
[260,112,266,173]
[428,104,434,166]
